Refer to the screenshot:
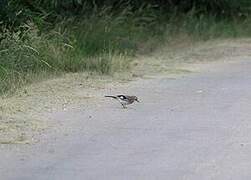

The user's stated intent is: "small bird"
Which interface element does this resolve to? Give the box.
[105,95,140,108]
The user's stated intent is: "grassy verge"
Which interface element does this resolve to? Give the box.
[1,5,251,95]
[0,5,163,94]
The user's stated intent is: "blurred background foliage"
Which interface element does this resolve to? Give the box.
[1,0,251,32]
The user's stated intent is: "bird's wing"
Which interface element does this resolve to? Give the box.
[117,95,127,100]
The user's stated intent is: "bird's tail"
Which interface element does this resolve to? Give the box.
[105,95,117,99]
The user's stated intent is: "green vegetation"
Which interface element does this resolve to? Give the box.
[1,0,251,94]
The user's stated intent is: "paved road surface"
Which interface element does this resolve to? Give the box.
[1,59,251,180]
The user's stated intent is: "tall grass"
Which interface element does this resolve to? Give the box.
[0,5,162,94]
[163,10,251,43]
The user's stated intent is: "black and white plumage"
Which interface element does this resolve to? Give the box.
[105,95,140,108]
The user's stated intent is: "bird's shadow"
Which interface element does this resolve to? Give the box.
[109,106,136,111]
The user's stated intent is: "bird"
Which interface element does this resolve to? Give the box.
[105,95,140,108]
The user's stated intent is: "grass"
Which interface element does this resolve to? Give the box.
[0,5,162,94]
[1,5,251,95]
[165,12,251,41]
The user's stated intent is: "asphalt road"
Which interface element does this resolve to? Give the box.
[1,59,251,180]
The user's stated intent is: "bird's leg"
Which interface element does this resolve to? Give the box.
[121,103,127,109]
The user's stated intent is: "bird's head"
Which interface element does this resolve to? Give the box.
[134,96,140,102]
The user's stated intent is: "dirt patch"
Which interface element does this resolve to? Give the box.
[133,38,251,76]
[0,72,134,144]
[1,38,251,144]
[0,114,45,144]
